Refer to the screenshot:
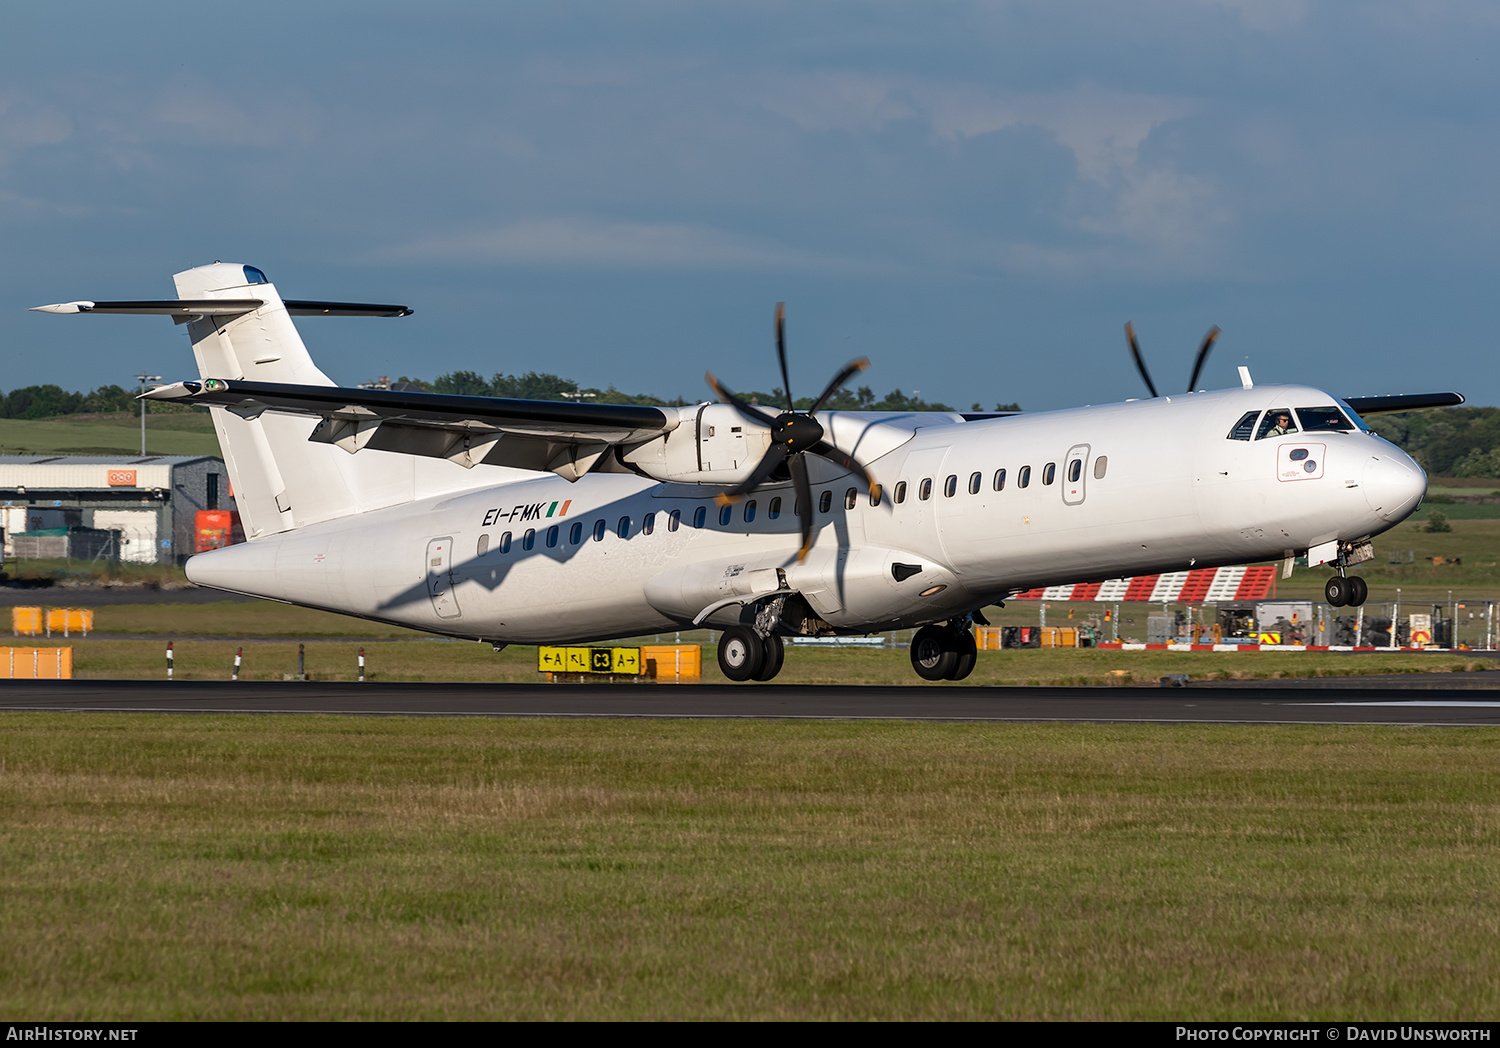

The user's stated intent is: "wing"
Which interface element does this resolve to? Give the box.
[146,379,678,480]
[1342,392,1466,415]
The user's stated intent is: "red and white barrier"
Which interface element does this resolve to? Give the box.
[1098,643,1445,652]
[1013,565,1279,603]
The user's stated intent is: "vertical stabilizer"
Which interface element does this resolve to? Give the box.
[172,263,404,538]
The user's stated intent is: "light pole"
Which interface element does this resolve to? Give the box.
[135,373,161,455]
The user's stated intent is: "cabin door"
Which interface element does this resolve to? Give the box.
[1062,444,1090,506]
[426,536,463,619]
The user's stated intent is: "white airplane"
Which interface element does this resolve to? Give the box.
[34,262,1461,681]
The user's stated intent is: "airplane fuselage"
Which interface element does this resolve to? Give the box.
[185,383,1426,644]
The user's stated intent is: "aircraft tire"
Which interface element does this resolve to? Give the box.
[1325,576,1350,607]
[718,626,765,682]
[947,630,978,681]
[911,625,958,681]
[753,634,785,681]
[1348,576,1369,607]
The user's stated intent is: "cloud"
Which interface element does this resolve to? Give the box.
[0,94,73,165]
[372,216,889,273]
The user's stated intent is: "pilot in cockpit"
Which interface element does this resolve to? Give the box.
[1260,410,1296,439]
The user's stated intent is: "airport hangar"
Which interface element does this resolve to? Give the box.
[0,455,238,565]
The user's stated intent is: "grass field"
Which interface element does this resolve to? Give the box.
[1,715,1496,1019]
[0,599,1485,682]
[0,411,220,457]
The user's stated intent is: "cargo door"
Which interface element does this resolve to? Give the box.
[1062,443,1090,506]
[425,536,462,619]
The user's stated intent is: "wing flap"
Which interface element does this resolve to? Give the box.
[145,379,678,478]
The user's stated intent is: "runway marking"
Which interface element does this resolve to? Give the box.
[1298,700,1500,707]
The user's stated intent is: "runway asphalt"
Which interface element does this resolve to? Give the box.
[4,676,1500,724]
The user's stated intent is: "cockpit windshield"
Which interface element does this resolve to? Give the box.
[1294,406,1354,433]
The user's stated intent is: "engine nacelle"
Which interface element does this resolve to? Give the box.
[621,403,773,485]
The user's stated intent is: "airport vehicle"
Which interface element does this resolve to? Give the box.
[33,263,1460,681]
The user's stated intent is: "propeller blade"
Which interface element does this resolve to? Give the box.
[807,358,870,415]
[791,453,814,562]
[775,302,793,411]
[810,440,880,503]
[1186,325,1221,393]
[714,443,790,505]
[705,371,775,427]
[1125,321,1159,399]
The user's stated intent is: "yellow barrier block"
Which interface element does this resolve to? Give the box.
[12,607,43,637]
[44,608,93,636]
[973,626,1004,650]
[640,645,701,681]
[0,647,73,679]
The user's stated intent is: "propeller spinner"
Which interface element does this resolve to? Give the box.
[1125,322,1222,397]
[705,303,881,562]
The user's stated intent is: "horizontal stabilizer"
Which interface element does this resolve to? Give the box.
[1343,392,1465,415]
[31,299,411,318]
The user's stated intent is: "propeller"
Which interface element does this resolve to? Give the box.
[1125,322,1222,396]
[705,303,881,562]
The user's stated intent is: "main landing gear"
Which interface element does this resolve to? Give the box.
[1325,574,1368,608]
[717,625,786,682]
[910,622,978,682]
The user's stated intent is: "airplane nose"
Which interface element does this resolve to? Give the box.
[1363,450,1427,522]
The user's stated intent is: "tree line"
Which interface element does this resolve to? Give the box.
[12,373,1500,478]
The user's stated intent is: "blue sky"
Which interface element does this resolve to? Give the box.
[3,1,1496,410]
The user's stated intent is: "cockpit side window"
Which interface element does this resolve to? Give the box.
[242,266,269,285]
[1227,411,1259,440]
[1295,406,1354,433]
[1256,408,1297,440]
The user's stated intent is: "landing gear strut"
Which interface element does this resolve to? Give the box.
[910,622,978,682]
[717,625,786,682]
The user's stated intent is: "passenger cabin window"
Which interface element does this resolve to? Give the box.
[1257,409,1297,440]
[668,510,681,532]
[968,472,981,495]
[894,482,907,504]
[642,513,655,536]
[1295,406,1354,432]
[819,490,832,514]
[1042,463,1056,485]
[844,487,857,510]
[1094,456,1108,479]
[1068,459,1082,483]
[944,475,958,498]
[499,531,512,554]
[476,534,490,558]
[769,497,781,518]
[1228,411,1259,440]
[869,488,880,507]
[617,516,630,539]
[919,478,933,501]
[570,522,584,545]
[1018,465,1031,488]
[993,468,1006,491]
[593,520,607,541]
[522,529,536,551]
[546,525,559,548]
[693,506,706,529]
[718,504,732,526]
[744,500,757,523]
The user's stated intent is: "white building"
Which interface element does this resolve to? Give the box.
[0,455,236,564]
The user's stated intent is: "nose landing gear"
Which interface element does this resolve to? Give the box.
[1325,574,1368,607]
